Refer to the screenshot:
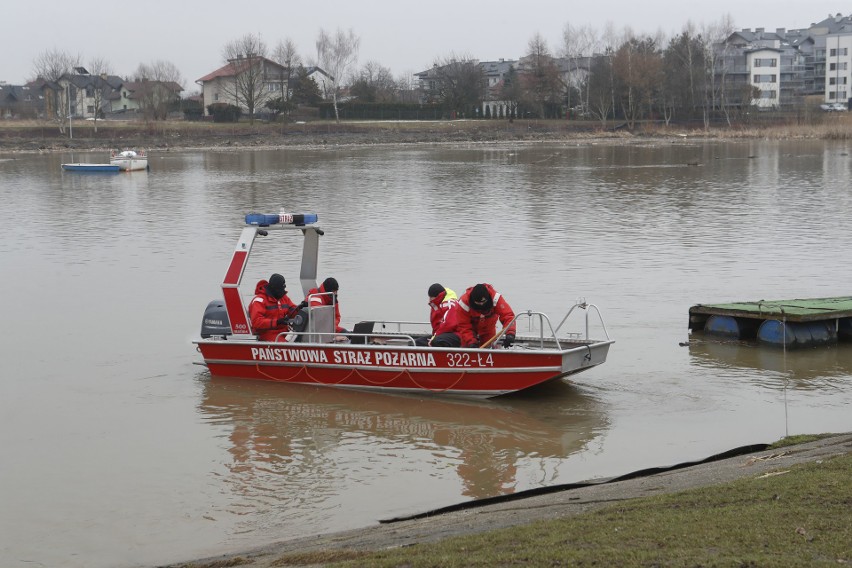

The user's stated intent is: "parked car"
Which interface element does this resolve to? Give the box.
[831,102,848,111]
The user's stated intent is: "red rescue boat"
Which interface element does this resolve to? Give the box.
[194,212,614,398]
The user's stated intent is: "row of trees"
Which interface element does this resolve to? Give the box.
[32,16,755,127]
[424,17,760,127]
[218,18,748,128]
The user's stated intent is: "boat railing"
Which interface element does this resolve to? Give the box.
[554,300,610,341]
[491,301,610,350]
[269,302,609,349]
[274,329,422,346]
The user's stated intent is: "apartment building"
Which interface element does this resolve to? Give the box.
[720,14,852,110]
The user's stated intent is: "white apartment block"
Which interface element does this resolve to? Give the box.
[824,33,852,103]
[747,48,782,108]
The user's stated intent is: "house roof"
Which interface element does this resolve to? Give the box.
[745,47,783,54]
[0,84,26,104]
[25,78,58,90]
[197,56,285,82]
[0,84,43,110]
[728,29,784,44]
[61,73,125,90]
[480,60,516,77]
[809,13,852,34]
[303,66,333,81]
[123,80,183,93]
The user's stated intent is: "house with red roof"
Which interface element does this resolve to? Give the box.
[196,57,332,117]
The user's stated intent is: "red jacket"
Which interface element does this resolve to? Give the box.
[428,288,458,334]
[449,284,516,347]
[249,279,299,341]
[305,282,343,333]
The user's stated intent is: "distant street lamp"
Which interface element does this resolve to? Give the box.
[66,84,73,139]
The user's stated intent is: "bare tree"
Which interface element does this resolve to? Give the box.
[395,70,418,103]
[561,23,597,112]
[662,23,699,124]
[396,70,416,91]
[31,47,81,131]
[86,57,112,132]
[521,33,563,118]
[32,47,80,82]
[315,27,360,122]
[272,38,301,106]
[222,33,270,122]
[602,23,620,122]
[498,65,522,119]
[350,60,397,102]
[612,33,663,129]
[134,60,184,121]
[428,53,484,117]
[587,52,615,127]
[701,15,735,127]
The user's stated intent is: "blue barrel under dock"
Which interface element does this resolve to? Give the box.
[689,296,852,348]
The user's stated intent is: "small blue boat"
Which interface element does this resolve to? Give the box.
[61,163,121,172]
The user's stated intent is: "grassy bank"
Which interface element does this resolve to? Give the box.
[294,452,850,566]
[178,435,851,568]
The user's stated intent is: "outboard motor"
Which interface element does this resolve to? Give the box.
[200,300,232,338]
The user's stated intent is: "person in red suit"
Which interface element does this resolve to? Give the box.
[454,283,516,348]
[305,277,347,333]
[415,283,460,347]
[249,273,306,341]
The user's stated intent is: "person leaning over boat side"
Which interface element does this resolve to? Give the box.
[415,283,460,347]
[455,283,517,348]
[249,273,307,342]
[305,277,349,334]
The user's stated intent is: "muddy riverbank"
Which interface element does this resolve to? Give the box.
[0,119,629,154]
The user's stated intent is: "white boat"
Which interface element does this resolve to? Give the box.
[110,150,148,171]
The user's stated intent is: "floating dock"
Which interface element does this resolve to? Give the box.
[688,297,852,348]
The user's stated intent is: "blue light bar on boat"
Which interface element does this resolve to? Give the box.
[245,212,318,227]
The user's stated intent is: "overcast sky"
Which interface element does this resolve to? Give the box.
[2,1,848,91]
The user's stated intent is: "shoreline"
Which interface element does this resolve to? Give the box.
[2,117,851,155]
[0,128,650,155]
[166,433,852,568]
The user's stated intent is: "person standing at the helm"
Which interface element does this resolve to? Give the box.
[455,283,516,348]
[249,273,306,341]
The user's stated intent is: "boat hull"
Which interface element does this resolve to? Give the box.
[195,339,613,398]
[61,163,120,172]
[110,158,148,171]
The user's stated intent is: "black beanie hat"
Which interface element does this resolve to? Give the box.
[470,284,493,311]
[322,277,339,292]
[267,273,286,299]
[428,283,445,298]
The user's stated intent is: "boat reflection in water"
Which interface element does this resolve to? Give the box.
[198,376,608,517]
[688,339,852,390]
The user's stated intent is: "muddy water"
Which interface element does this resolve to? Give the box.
[1,140,851,567]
